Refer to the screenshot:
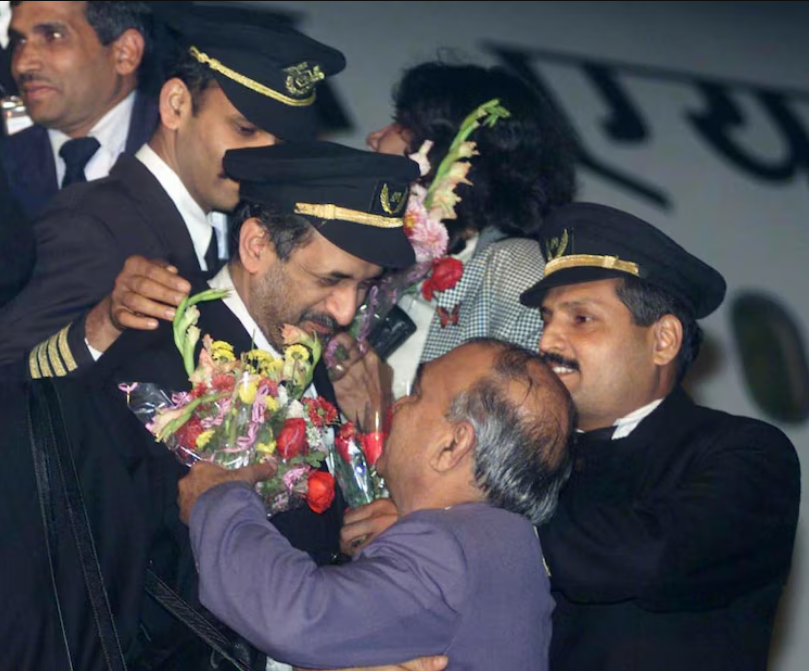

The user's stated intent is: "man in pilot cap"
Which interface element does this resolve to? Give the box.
[516,202,801,671]
[0,3,346,373]
[90,138,420,565]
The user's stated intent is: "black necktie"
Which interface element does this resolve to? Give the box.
[576,425,616,445]
[60,136,101,188]
[204,230,219,273]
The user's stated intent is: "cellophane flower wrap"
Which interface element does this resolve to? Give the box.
[122,289,338,516]
[324,98,510,371]
[328,405,391,508]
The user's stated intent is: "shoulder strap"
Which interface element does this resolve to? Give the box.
[143,569,254,671]
[28,378,127,671]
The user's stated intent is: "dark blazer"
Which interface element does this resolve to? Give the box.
[540,388,801,671]
[0,43,15,96]
[88,279,346,566]
[0,89,158,220]
[0,150,34,308]
[0,153,204,371]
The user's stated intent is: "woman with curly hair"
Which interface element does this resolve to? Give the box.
[332,58,579,413]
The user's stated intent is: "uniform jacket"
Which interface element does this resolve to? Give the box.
[0,153,205,373]
[192,489,553,670]
[0,152,33,308]
[0,89,158,220]
[539,387,801,671]
[87,281,346,566]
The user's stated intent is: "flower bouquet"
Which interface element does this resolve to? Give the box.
[324,97,510,373]
[329,403,391,508]
[122,288,338,516]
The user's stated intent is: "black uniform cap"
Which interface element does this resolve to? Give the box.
[224,142,420,269]
[520,202,726,319]
[150,3,345,140]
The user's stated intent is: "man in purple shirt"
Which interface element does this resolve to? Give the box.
[179,338,574,669]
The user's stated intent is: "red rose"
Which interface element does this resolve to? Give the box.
[306,471,335,513]
[175,415,204,449]
[361,431,385,467]
[276,418,308,459]
[422,257,464,301]
[334,421,357,463]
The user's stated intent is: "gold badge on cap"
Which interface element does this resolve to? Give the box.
[380,183,407,215]
[543,229,570,262]
[284,62,325,97]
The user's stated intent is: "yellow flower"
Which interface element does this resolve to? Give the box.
[196,429,215,448]
[211,340,235,362]
[238,377,259,404]
[265,396,280,412]
[284,344,310,363]
[256,440,277,455]
[244,349,278,376]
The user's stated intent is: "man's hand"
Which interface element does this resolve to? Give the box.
[340,498,399,556]
[330,332,393,426]
[294,656,448,671]
[178,460,277,524]
[85,255,191,353]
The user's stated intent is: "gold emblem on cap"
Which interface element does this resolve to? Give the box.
[284,62,325,96]
[189,47,317,107]
[295,203,404,229]
[380,184,406,215]
[544,229,569,261]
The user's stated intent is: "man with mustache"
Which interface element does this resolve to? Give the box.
[517,202,801,671]
[340,201,801,670]
[2,1,157,219]
[0,4,345,371]
[91,139,420,559]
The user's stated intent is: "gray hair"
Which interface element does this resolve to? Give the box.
[446,338,575,525]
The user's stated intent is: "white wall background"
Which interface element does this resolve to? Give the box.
[213,1,809,668]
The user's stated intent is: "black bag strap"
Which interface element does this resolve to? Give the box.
[143,568,254,671]
[28,378,128,671]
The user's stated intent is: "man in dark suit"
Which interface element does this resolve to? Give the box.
[517,203,801,671]
[2,1,158,219]
[0,5,346,372]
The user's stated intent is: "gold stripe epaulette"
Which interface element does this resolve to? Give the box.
[28,324,78,379]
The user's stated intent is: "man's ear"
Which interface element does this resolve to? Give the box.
[159,79,192,130]
[111,28,145,77]
[652,314,683,366]
[238,218,274,275]
[430,421,476,473]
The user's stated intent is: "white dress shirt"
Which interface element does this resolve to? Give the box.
[48,90,136,186]
[583,398,664,440]
[135,144,221,272]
